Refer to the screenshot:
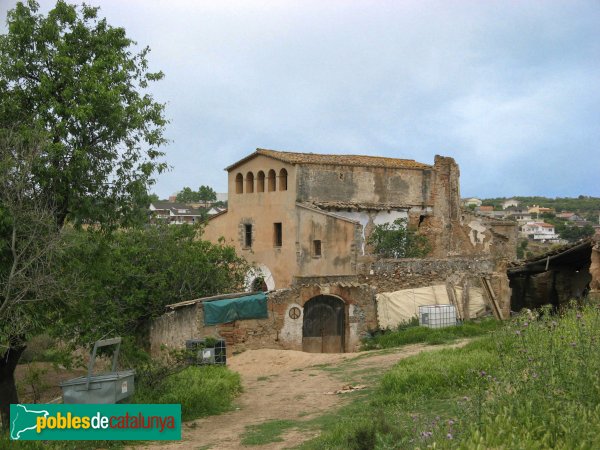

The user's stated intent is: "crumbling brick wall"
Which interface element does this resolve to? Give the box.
[149,283,377,357]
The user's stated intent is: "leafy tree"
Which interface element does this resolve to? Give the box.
[198,185,217,205]
[0,0,167,425]
[0,0,167,229]
[53,225,250,347]
[148,193,160,203]
[368,218,431,258]
[559,224,595,242]
[176,186,200,203]
[175,185,217,206]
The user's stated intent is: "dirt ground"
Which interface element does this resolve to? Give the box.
[141,342,467,450]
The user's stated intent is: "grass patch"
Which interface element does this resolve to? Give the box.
[302,304,600,449]
[241,419,298,445]
[362,317,501,350]
[134,365,241,421]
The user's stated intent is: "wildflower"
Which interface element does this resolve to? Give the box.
[420,431,433,438]
[447,433,453,440]
[515,330,521,335]
[532,373,538,378]
[523,321,529,327]
[570,342,577,347]
[448,419,455,426]
[577,313,582,320]
[480,370,487,377]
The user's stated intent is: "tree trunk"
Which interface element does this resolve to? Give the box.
[0,342,26,430]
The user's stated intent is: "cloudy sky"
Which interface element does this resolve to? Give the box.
[1,0,599,199]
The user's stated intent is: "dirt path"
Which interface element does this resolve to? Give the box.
[140,342,467,450]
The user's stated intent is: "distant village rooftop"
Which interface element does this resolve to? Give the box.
[225,148,433,171]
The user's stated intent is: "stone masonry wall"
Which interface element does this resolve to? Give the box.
[149,284,376,357]
[357,256,511,318]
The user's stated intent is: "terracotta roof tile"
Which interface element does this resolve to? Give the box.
[225,148,432,171]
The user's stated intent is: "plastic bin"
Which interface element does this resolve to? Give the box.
[186,339,226,365]
[60,337,135,404]
[419,305,457,329]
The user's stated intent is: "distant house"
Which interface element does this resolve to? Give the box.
[502,199,520,210]
[149,201,204,224]
[462,197,482,208]
[505,211,533,224]
[520,221,560,243]
[528,205,555,216]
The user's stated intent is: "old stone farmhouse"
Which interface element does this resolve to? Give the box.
[202,148,516,289]
[150,149,521,355]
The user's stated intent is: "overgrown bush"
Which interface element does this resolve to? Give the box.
[134,365,242,421]
[367,218,430,258]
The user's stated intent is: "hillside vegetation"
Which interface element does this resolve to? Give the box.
[481,196,600,217]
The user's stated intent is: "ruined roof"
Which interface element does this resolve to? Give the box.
[312,201,417,211]
[225,148,432,171]
[507,238,595,275]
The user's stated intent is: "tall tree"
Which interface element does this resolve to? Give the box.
[176,186,200,203]
[0,130,63,426]
[198,185,217,206]
[0,0,167,229]
[0,0,167,425]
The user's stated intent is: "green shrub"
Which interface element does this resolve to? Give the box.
[362,318,501,350]
[134,365,241,421]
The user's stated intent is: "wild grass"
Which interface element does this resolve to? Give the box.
[241,419,297,445]
[362,317,501,350]
[302,303,600,449]
[134,365,242,421]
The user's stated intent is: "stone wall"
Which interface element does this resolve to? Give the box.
[357,256,511,318]
[149,283,376,357]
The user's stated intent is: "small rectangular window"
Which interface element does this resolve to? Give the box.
[274,223,282,247]
[313,240,322,257]
[244,224,252,248]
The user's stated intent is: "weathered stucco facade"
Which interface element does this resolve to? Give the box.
[202,149,517,290]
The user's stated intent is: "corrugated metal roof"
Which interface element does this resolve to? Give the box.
[225,148,432,171]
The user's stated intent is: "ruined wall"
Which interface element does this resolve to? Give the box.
[357,256,511,318]
[149,284,376,357]
[510,269,593,311]
[296,164,433,206]
[149,304,204,355]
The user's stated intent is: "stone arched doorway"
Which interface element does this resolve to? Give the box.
[245,264,275,292]
[302,295,345,353]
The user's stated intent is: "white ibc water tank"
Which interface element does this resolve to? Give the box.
[419,304,457,329]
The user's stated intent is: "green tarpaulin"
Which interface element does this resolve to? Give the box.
[203,293,268,325]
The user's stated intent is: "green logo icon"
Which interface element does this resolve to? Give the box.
[10,404,181,441]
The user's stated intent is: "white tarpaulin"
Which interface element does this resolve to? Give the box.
[377,284,488,329]
[377,285,450,329]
